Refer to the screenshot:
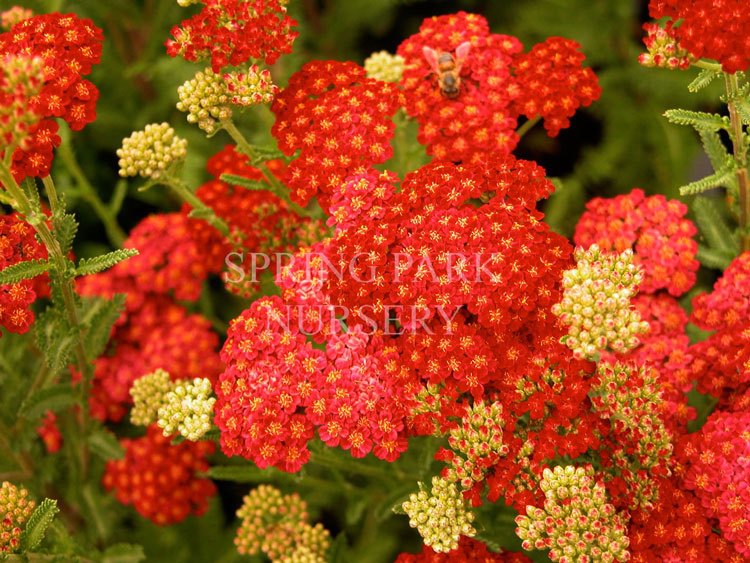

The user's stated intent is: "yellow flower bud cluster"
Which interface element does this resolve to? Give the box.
[552,244,649,359]
[0,481,35,554]
[130,369,174,426]
[402,476,476,553]
[224,66,278,107]
[515,466,631,562]
[235,485,330,562]
[117,122,188,179]
[364,51,405,83]
[176,68,232,134]
[156,377,216,442]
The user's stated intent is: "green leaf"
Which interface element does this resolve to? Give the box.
[687,68,720,93]
[699,129,731,173]
[697,244,734,269]
[692,197,739,255]
[34,308,76,375]
[735,98,750,125]
[19,384,76,419]
[89,429,125,460]
[679,168,736,195]
[374,484,415,522]
[20,498,59,551]
[101,543,146,563]
[0,259,51,285]
[55,213,79,255]
[22,178,42,212]
[75,248,138,276]
[664,109,729,131]
[220,173,270,192]
[328,533,350,563]
[81,294,126,360]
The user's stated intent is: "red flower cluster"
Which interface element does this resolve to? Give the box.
[215,297,416,471]
[649,0,750,73]
[574,188,699,296]
[395,537,530,562]
[37,411,62,453]
[511,37,601,137]
[103,425,216,525]
[166,0,297,71]
[691,251,750,330]
[0,212,49,335]
[397,12,522,163]
[272,61,403,209]
[0,13,103,180]
[397,12,600,163]
[678,411,750,557]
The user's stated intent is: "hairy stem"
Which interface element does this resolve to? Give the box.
[724,73,750,251]
[222,120,315,218]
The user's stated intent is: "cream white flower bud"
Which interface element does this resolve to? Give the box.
[364,51,405,83]
[157,377,216,441]
[117,123,188,179]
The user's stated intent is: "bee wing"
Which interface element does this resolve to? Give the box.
[422,46,441,74]
[454,41,472,72]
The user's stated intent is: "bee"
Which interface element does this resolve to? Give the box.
[422,41,471,99]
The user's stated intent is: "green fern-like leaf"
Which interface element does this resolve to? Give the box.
[696,244,735,269]
[699,129,731,173]
[664,109,729,131]
[81,294,125,360]
[19,384,76,419]
[736,98,750,125]
[20,498,59,551]
[692,197,739,255]
[687,69,720,93]
[220,173,270,192]
[0,259,51,285]
[89,429,125,461]
[75,248,138,277]
[679,168,736,195]
[34,307,76,375]
[55,213,79,256]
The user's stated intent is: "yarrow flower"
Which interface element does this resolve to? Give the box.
[364,51,405,83]
[402,476,476,553]
[271,60,403,209]
[638,22,692,70]
[0,212,49,336]
[234,485,330,562]
[691,251,750,330]
[176,68,232,134]
[1,7,33,30]
[648,0,750,73]
[157,377,216,441]
[0,13,103,181]
[166,0,298,71]
[103,425,216,525]
[0,481,35,553]
[553,245,649,359]
[395,537,531,562]
[511,37,602,137]
[117,123,188,179]
[130,368,175,426]
[0,55,44,153]
[514,465,631,562]
[574,188,699,296]
[591,362,673,509]
[223,66,277,106]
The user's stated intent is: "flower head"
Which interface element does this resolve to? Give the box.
[0,481,35,553]
[638,22,692,70]
[130,368,175,426]
[177,68,232,134]
[157,377,216,441]
[103,425,216,525]
[1,7,33,30]
[552,245,649,359]
[402,476,476,553]
[515,465,631,562]
[364,51,405,83]
[117,123,188,179]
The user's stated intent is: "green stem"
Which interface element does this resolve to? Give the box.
[516,115,541,139]
[692,59,724,72]
[221,120,315,218]
[724,73,750,251]
[56,141,126,247]
[162,176,233,240]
